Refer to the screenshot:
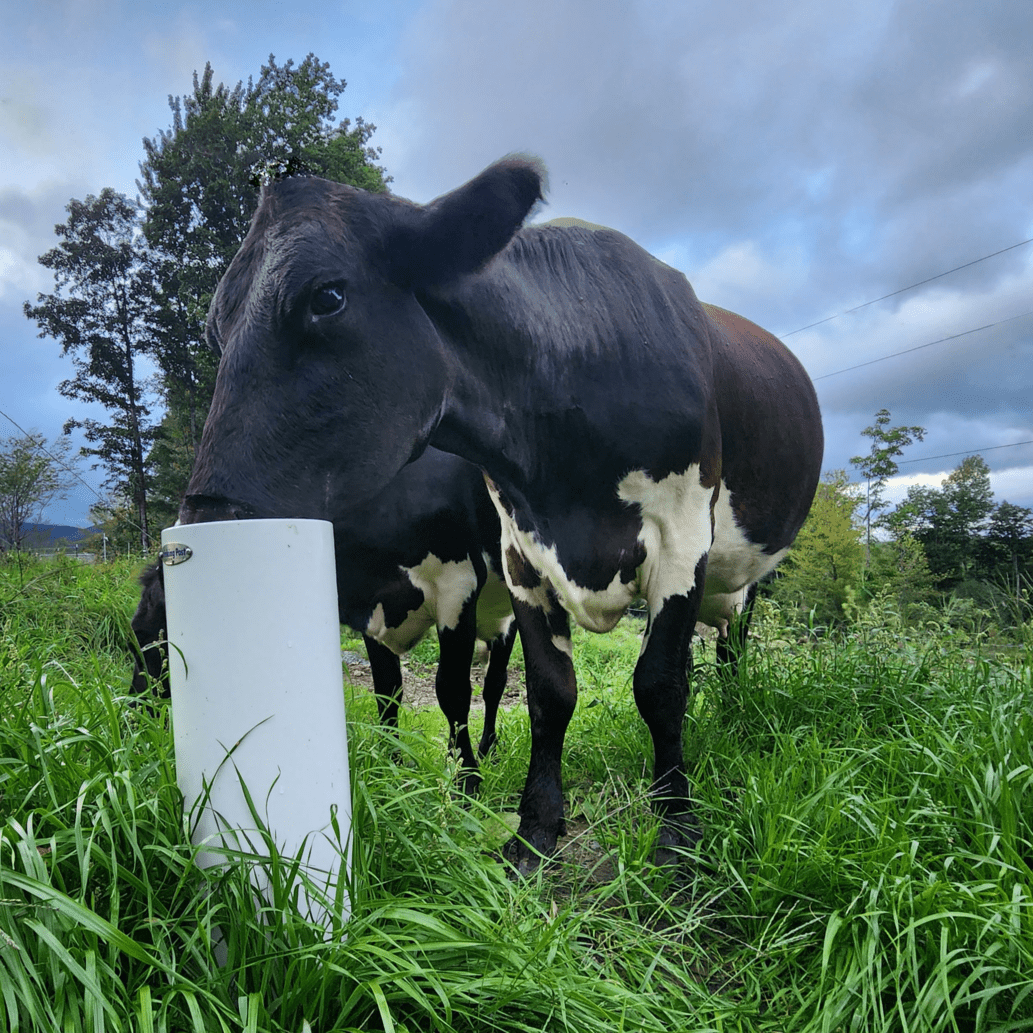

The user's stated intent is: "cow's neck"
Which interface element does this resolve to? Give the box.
[420,282,584,505]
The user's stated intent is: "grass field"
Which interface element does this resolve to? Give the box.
[0,555,1031,1031]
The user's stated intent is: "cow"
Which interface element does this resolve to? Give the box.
[131,447,517,793]
[178,157,824,871]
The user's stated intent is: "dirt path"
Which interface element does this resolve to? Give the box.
[341,649,526,713]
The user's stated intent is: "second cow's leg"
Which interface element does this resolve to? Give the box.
[478,623,518,759]
[365,634,403,730]
[435,600,481,792]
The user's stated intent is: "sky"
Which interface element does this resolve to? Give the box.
[2,0,1031,527]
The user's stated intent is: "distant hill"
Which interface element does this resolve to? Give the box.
[14,523,100,549]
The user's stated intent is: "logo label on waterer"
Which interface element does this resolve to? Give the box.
[160,542,193,566]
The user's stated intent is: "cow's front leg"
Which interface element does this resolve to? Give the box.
[130,562,171,702]
[434,600,480,793]
[634,557,708,862]
[504,593,576,873]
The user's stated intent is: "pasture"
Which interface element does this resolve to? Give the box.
[0,555,1031,1032]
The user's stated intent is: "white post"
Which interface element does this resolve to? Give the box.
[160,519,351,935]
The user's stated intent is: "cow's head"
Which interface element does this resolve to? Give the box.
[180,156,545,524]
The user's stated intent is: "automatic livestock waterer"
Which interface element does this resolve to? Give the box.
[160,518,351,931]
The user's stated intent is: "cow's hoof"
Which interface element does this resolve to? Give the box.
[653,815,703,867]
[501,826,560,876]
[457,768,482,797]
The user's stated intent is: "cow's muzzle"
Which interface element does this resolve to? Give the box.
[178,494,257,525]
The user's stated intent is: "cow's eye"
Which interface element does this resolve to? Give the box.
[310,282,347,318]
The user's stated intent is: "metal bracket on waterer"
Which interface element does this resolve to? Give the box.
[160,542,193,566]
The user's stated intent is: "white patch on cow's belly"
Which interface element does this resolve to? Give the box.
[489,465,718,635]
[509,525,634,633]
[698,481,788,632]
[486,482,634,633]
[618,465,716,617]
[363,553,480,655]
[488,467,789,642]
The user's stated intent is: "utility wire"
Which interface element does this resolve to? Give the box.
[779,236,1033,339]
[0,405,132,532]
[896,440,1033,467]
[9,238,1033,528]
[0,406,104,502]
[811,309,1033,381]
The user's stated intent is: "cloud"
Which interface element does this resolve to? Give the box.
[0,183,91,299]
[990,467,1033,509]
[2,0,1031,526]
[883,464,1033,513]
[680,240,809,325]
[388,0,1030,244]
[381,0,1033,411]
[805,280,1033,424]
[0,81,55,158]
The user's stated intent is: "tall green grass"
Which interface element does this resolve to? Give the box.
[1,556,1031,1031]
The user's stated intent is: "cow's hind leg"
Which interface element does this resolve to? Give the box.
[365,634,403,730]
[716,581,758,676]
[504,594,575,873]
[716,582,758,719]
[435,601,482,793]
[478,623,517,759]
[635,558,708,863]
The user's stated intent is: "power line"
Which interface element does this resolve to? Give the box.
[0,404,157,548]
[10,233,1033,527]
[896,440,1033,467]
[812,309,1033,381]
[779,236,1033,339]
[0,405,120,529]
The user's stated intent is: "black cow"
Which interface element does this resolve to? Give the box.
[179,158,823,870]
[132,447,516,792]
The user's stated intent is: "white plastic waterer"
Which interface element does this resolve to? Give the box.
[160,519,351,932]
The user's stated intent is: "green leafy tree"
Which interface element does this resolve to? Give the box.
[884,455,996,590]
[137,54,389,508]
[850,408,925,564]
[84,493,146,560]
[0,432,79,552]
[977,500,1033,597]
[774,469,865,626]
[24,190,158,552]
[867,531,936,620]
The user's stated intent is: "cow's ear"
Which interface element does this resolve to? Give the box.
[392,155,546,287]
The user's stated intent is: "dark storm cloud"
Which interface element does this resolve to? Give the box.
[2,0,1030,520]
[389,0,1031,286]
[384,0,1032,505]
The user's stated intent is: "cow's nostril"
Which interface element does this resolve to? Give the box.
[179,494,254,524]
